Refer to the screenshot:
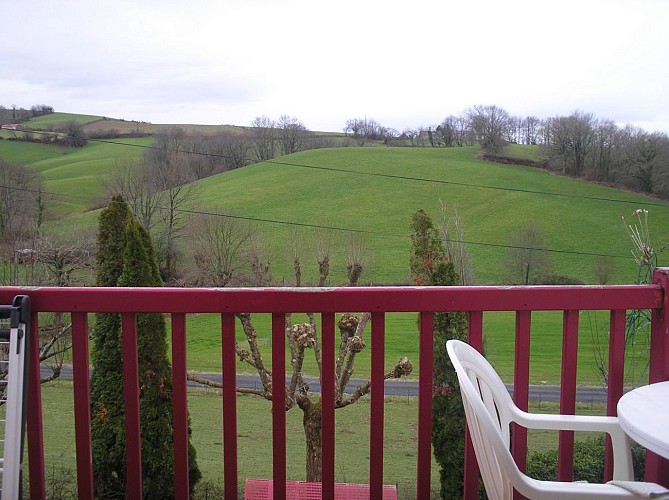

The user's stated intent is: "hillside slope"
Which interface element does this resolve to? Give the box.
[188,147,669,284]
[3,135,668,284]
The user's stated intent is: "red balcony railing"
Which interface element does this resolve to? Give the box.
[3,267,669,499]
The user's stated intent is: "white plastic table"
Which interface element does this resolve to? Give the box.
[617,381,669,459]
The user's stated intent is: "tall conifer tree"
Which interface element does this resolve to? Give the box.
[429,262,469,499]
[409,209,471,499]
[90,196,200,498]
[90,196,132,498]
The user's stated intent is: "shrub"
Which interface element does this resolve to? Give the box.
[526,434,645,483]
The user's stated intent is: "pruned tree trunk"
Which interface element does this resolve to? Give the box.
[300,397,322,482]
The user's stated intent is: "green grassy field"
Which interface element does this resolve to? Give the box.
[182,308,646,386]
[0,138,152,216]
[186,147,669,285]
[23,112,103,128]
[81,118,246,136]
[501,143,549,162]
[38,381,442,498]
[36,380,608,498]
[4,138,668,285]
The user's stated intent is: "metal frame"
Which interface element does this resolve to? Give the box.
[0,296,30,499]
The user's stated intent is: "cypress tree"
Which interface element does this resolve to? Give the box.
[409,209,445,285]
[90,196,133,498]
[430,261,470,499]
[409,209,472,499]
[90,197,200,498]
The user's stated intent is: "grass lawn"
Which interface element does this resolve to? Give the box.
[35,381,610,499]
[0,139,68,164]
[37,381,442,498]
[501,144,549,162]
[181,309,648,386]
[8,141,668,285]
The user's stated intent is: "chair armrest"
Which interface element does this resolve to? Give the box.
[511,410,634,480]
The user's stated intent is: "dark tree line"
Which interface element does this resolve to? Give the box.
[348,106,669,200]
[0,103,54,124]
[343,117,399,144]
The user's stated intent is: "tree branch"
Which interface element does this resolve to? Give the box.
[186,373,272,400]
[236,312,272,393]
[336,359,413,408]
[306,313,323,374]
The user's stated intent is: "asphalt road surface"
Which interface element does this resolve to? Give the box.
[48,365,610,403]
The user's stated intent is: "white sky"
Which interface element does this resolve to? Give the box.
[2,0,669,134]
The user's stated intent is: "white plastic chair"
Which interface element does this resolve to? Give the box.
[446,339,669,499]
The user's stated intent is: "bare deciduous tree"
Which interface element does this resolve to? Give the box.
[547,111,595,177]
[250,116,277,161]
[592,255,616,285]
[146,150,199,283]
[439,201,475,285]
[467,104,513,154]
[344,233,368,287]
[186,212,255,287]
[36,225,95,381]
[277,115,308,156]
[187,243,412,482]
[104,157,161,231]
[505,223,553,285]
[0,162,44,285]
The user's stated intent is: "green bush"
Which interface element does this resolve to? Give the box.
[526,434,645,483]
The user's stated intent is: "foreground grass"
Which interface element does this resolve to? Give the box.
[37,381,440,498]
[35,381,611,498]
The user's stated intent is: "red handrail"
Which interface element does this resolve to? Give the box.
[2,272,667,500]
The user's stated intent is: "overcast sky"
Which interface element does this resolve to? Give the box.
[2,0,669,134]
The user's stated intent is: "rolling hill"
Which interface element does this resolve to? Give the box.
[2,117,668,285]
[184,146,669,285]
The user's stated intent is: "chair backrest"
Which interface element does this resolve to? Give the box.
[446,339,526,500]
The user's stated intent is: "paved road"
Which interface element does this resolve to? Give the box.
[49,365,610,403]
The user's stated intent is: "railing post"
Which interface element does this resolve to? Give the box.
[651,268,669,382]
[221,313,239,500]
[464,311,483,500]
[121,313,143,499]
[370,312,386,500]
[605,309,626,481]
[271,313,286,500]
[648,268,669,486]
[171,313,190,500]
[558,309,579,482]
[27,311,46,500]
[417,312,433,500]
[512,311,531,500]
[72,313,94,500]
[321,312,336,500]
